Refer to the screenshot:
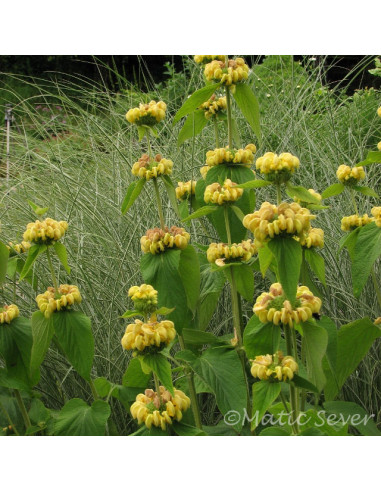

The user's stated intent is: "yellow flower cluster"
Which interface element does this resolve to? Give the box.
[199,95,227,119]
[128,284,158,312]
[243,201,315,246]
[336,165,365,184]
[378,106,381,118]
[126,100,167,126]
[203,144,256,177]
[372,207,381,227]
[131,154,173,180]
[341,214,372,231]
[131,386,190,430]
[36,285,82,318]
[121,316,176,353]
[194,55,225,65]
[0,304,19,324]
[204,179,243,205]
[175,180,196,200]
[207,239,257,264]
[204,58,249,86]
[250,352,298,382]
[253,283,322,328]
[299,227,324,249]
[23,218,68,244]
[256,152,300,183]
[7,241,31,256]
[377,142,381,151]
[294,189,322,206]
[141,226,190,254]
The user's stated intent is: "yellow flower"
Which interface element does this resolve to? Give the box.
[175,180,196,200]
[204,179,243,205]
[377,106,381,118]
[256,152,300,183]
[199,95,227,119]
[36,285,82,318]
[7,241,31,256]
[243,201,315,247]
[204,58,250,86]
[299,227,324,249]
[121,315,175,354]
[336,164,365,184]
[140,226,190,254]
[0,304,19,324]
[377,142,381,151]
[121,315,176,353]
[341,214,372,231]
[372,206,381,227]
[207,240,257,264]
[250,351,298,382]
[23,218,68,245]
[194,55,225,65]
[253,283,322,328]
[130,386,190,430]
[203,144,256,178]
[131,154,173,180]
[126,100,167,126]
[128,284,158,312]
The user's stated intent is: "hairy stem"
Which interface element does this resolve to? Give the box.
[225,86,233,149]
[284,325,299,434]
[89,379,100,400]
[349,187,359,215]
[224,205,232,246]
[14,389,31,430]
[276,183,282,206]
[213,117,220,147]
[153,178,165,230]
[46,247,58,291]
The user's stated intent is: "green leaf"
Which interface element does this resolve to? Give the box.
[173,82,221,124]
[137,125,148,141]
[225,264,254,302]
[301,320,328,392]
[28,200,48,216]
[231,205,245,221]
[324,401,380,436]
[352,222,381,297]
[353,185,379,198]
[232,83,261,142]
[196,260,226,331]
[30,311,55,374]
[243,315,280,359]
[0,241,9,285]
[19,244,47,281]
[318,316,338,375]
[236,179,272,189]
[28,398,50,426]
[304,248,326,286]
[182,205,218,222]
[53,311,94,381]
[291,374,319,393]
[258,244,274,278]
[93,377,113,398]
[52,243,71,274]
[6,257,18,278]
[338,227,360,260]
[153,306,175,316]
[177,110,208,146]
[181,328,219,346]
[251,381,281,430]
[321,182,344,199]
[268,237,302,303]
[185,346,247,431]
[230,116,242,148]
[356,150,381,167]
[324,318,381,401]
[140,249,192,333]
[178,245,200,312]
[143,353,174,395]
[286,183,322,204]
[161,175,181,219]
[121,178,146,214]
[54,398,110,436]
[120,309,143,319]
[172,421,206,436]
[122,358,151,388]
[259,426,290,436]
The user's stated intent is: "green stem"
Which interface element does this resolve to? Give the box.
[276,183,282,206]
[178,334,203,430]
[300,338,307,412]
[14,389,31,430]
[284,325,299,434]
[349,187,359,215]
[89,379,99,400]
[225,86,233,149]
[213,117,220,147]
[146,130,152,159]
[46,247,58,291]
[153,178,165,230]
[371,267,381,312]
[280,391,290,413]
[0,400,20,435]
[224,205,232,246]
[13,272,17,304]
[153,372,162,401]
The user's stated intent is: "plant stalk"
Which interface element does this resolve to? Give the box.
[371,267,381,312]
[46,247,58,291]
[225,86,233,149]
[213,117,220,147]
[89,379,100,400]
[284,325,299,434]
[276,183,282,206]
[153,178,166,230]
[14,389,31,429]
[349,187,359,215]
[178,334,203,429]
[146,130,153,159]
